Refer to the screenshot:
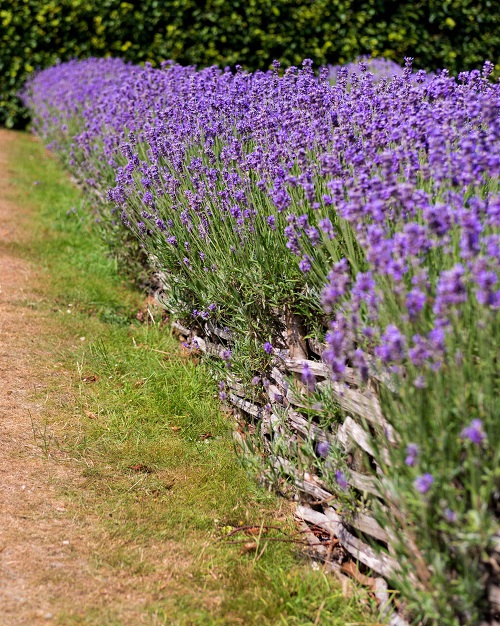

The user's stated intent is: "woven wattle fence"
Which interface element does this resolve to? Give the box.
[170,315,500,626]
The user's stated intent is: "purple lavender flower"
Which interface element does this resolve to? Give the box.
[414,473,434,494]
[284,224,301,255]
[335,470,349,491]
[263,342,273,354]
[460,419,486,445]
[352,348,369,382]
[405,289,426,319]
[408,335,432,367]
[318,217,335,239]
[305,226,320,245]
[405,443,419,467]
[301,363,316,391]
[444,508,457,523]
[316,441,330,458]
[351,271,379,314]
[299,256,311,273]
[433,264,467,315]
[321,259,350,312]
[328,57,404,84]
[473,263,500,307]
[375,325,406,364]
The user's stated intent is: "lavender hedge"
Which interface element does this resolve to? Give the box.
[23,57,499,625]
[4,0,500,128]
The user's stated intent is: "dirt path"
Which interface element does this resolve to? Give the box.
[0,130,142,625]
[0,131,80,623]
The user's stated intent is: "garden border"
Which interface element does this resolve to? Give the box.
[170,315,500,625]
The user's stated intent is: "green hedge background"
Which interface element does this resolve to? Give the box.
[1,0,499,127]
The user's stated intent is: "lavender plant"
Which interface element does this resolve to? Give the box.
[23,56,499,625]
[328,56,405,83]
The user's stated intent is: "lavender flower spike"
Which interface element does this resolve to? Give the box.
[316,441,330,458]
[460,419,486,445]
[301,362,316,391]
[263,342,273,354]
[335,470,349,491]
[405,443,419,467]
[414,473,434,494]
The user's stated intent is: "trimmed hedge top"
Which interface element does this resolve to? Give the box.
[2,0,500,127]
